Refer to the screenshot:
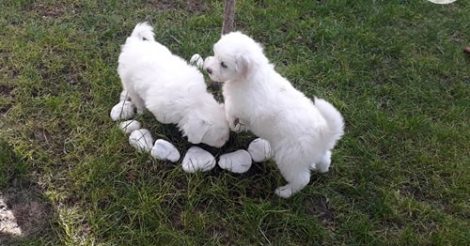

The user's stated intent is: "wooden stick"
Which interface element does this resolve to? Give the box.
[222,0,236,34]
[209,0,236,96]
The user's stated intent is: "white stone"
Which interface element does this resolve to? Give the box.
[151,139,180,163]
[110,100,135,121]
[248,138,272,162]
[119,120,141,134]
[182,146,216,173]
[189,54,204,69]
[129,129,154,153]
[218,149,252,173]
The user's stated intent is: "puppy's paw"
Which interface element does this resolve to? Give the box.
[110,101,135,121]
[151,139,180,163]
[275,185,294,199]
[218,150,252,173]
[231,118,248,133]
[190,54,204,69]
[129,129,154,153]
[228,117,238,131]
[248,138,272,162]
[119,120,141,134]
[232,123,243,133]
[182,147,216,173]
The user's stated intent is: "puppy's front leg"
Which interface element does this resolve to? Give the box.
[124,90,145,115]
[225,101,248,132]
[225,110,238,131]
[130,94,145,115]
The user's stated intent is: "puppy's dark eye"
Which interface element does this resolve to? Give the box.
[220,62,228,68]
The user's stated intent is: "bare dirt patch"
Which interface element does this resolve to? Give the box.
[0,188,53,244]
[0,84,14,116]
[0,85,14,97]
[0,105,11,116]
[27,1,80,18]
[147,0,208,13]
[304,195,336,229]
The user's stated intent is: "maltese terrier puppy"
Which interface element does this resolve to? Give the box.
[203,32,345,198]
[117,22,229,148]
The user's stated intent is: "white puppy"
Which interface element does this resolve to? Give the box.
[118,22,230,148]
[203,32,345,198]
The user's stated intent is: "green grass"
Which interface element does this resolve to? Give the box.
[1,0,469,245]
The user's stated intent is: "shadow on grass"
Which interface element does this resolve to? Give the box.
[0,139,60,245]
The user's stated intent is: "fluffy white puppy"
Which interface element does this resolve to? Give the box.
[203,32,345,198]
[118,22,230,148]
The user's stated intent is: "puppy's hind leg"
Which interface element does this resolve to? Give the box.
[275,162,311,198]
[314,150,331,173]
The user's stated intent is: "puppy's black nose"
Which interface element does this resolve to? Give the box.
[206,68,213,74]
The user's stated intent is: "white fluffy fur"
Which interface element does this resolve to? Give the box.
[118,22,230,148]
[204,32,345,198]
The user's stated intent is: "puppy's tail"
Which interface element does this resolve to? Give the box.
[315,97,344,149]
[130,22,155,42]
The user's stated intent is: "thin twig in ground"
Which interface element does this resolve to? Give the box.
[222,0,236,35]
[212,0,237,94]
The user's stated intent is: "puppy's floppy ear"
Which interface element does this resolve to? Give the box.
[183,118,210,144]
[235,53,252,78]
